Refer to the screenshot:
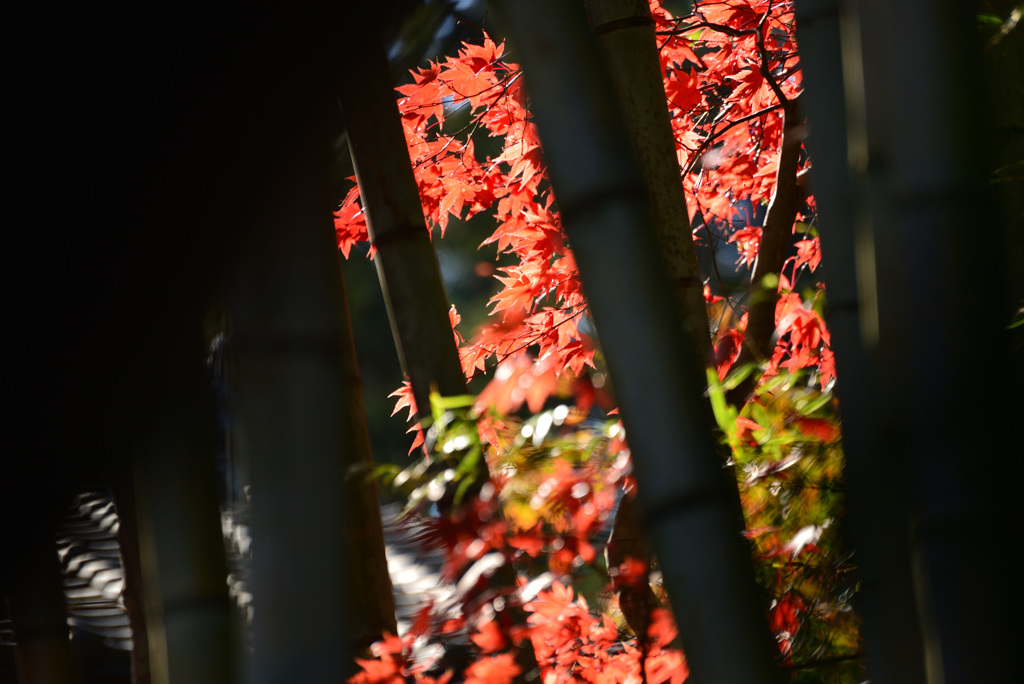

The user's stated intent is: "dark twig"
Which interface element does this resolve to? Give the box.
[683,103,784,176]
[725,91,805,408]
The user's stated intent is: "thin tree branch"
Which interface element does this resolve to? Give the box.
[725,91,805,408]
[684,104,784,176]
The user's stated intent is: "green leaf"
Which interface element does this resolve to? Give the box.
[456,444,483,479]
[454,472,478,505]
[758,370,798,394]
[722,362,758,391]
[798,390,833,417]
[430,392,479,412]
[749,403,772,438]
[707,367,738,438]
[365,463,401,484]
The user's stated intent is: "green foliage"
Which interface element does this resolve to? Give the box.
[711,366,861,678]
[365,366,861,682]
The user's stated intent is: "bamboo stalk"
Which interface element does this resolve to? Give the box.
[227,108,390,680]
[587,0,712,365]
[133,376,233,684]
[823,0,1019,681]
[585,0,714,647]
[338,25,470,423]
[110,475,153,684]
[9,530,80,684]
[792,2,926,683]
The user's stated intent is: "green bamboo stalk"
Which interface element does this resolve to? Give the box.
[587,0,711,364]
[338,26,469,422]
[486,2,781,682]
[585,0,712,647]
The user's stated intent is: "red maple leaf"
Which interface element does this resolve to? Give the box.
[464,652,521,684]
[471,619,508,654]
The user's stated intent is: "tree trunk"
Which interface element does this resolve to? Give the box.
[792,2,926,683]
[227,98,396,679]
[725,94,805,407]
[486,2,781,683]
[807,0,1021,682]
[9,528,80,684]
[338,22,469,421]
[132,366,234,684]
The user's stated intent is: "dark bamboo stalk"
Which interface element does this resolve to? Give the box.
[792,2,926,683]
[110,475,153,684]
[133,377,233,684]
[336,276,401,648]
[848,2,1018,682]
[586,0,713,646]
[227,105,390,679]
[9,529,80,684]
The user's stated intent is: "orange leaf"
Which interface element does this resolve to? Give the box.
[471,619,508,654]
[464,653,521,684]
[735,416,763,431]
[792,416,839,442]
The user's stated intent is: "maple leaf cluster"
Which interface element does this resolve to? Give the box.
[353,581,686,684]
[658,1,833,389]
[522,584,686,684]
[335,0,833,410]
[667,1,804,223]
[336,31,591,396]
